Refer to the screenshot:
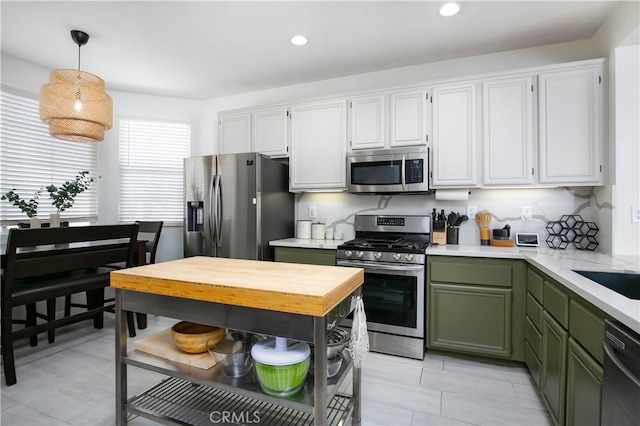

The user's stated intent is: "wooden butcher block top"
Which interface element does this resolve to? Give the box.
[110,256,363,317]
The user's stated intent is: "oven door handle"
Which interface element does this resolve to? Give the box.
[337,260,424,272]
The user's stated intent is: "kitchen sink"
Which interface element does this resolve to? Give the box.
[573,270,640,300]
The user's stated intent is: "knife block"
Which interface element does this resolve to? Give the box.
[433,230,447,245]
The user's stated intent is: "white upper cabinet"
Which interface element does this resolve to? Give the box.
[252,106,289,157]
[537,64,603,185]
[218,112,252,154]
[431,82,479,187]
[349,94,385,150]
[482,76,535,186]
[289,99,348,192]
[390,89,428,147]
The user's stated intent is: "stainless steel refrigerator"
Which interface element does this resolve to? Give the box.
[184,153,294,261]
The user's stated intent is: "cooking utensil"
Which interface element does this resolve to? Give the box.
[455,214,468,226]
[448,212,458,227]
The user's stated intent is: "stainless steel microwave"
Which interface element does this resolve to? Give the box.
[347,146,429,194]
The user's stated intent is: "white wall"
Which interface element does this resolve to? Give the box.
[591,0,640,255]
[1,54,203,262]
[612,44,640,255]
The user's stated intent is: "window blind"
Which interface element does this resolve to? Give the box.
[0,90,98,224]
[119,119,190,225]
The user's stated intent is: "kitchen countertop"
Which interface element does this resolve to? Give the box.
[269,238,347,250]
[270,237,640,333]
[110,256,363,317]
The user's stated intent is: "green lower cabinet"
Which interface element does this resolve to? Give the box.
[566,338,602,426]
[541,310,569,426]
[274,247,336,266]
[525,340,542,387]
[429,283,512,358]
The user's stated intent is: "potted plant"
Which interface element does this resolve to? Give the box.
[46,171,98,226]
[1,188,43,228]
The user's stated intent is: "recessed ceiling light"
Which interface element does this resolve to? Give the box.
[440,2,461,17]
[290,35,308,46]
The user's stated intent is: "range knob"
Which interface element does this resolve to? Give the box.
[344,250,353,258]
[355,251,364,259]
[392,253,402,261]
[405,254,414,262]
[374,252,382,260]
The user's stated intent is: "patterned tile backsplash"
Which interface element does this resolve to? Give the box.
[296,187,610,249]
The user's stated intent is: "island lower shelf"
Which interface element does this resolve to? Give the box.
[127,376,354,426]
[124,348,355,413]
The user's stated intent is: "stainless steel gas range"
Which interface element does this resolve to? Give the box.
[337,215,430,359]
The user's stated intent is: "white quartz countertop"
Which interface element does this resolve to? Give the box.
[427,245,640,334]
[270,238,640,334]
[269,238,346,250]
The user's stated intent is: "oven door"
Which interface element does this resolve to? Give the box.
[337,260,424,338]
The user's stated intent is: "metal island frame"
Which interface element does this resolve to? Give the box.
[111,256,364,425]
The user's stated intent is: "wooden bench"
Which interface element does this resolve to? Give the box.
[1,224,139,386]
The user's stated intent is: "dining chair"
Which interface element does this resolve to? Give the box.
[62,221,163,337]
[128,221,164,334]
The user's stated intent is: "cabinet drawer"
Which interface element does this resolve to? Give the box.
[527,268,544,303]
[274,247,336,266]
[569,300,606,364]
[430,258,514,287]
[543,279,569,329]
[526,292,543,331]
[525,340,541,387]
[525,316,542,359]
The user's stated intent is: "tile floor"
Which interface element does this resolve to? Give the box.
[1,315,551,425]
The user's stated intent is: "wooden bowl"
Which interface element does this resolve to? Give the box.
[170,321,225,354]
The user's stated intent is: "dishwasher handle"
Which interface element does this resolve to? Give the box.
[603,339,640,387]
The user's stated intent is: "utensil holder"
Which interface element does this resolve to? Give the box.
[446,227,459,245]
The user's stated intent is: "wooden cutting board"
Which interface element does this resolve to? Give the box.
[111,256,364,317]
[132,328,219,370]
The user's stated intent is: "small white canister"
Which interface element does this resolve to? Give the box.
[311,222,326,240]
[296,220,312,239]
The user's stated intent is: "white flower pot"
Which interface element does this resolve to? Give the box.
[50,213,61,228]
[29,217,41,229]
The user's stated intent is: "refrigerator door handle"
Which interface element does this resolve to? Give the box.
[214,174,222,247]
[207,169,216,253]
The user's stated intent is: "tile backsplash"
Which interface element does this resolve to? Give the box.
[296,187,608,249]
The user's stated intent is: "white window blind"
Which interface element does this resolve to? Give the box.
[119,119,190,225]
[0,90,98,223]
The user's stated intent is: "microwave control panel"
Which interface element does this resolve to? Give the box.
[406,159,424,184]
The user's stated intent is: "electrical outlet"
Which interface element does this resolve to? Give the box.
[467,205,477,220]
[521,206,533,221]
[632,205,640,223]
[308,206,317,219]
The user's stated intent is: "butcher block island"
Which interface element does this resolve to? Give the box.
[110,256,364,426]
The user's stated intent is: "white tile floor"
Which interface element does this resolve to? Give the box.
[1,315,551,425]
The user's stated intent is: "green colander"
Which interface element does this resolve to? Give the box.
[251,336,310,397]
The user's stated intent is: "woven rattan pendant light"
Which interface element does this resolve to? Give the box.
[39,30,113,142]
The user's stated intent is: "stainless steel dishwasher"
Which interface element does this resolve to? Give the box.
[601,320,640,426]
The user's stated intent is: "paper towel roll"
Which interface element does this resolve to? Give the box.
[435,189,470,201]
[296,220,312,239]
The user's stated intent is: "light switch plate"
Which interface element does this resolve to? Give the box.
[632,205,640,223]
